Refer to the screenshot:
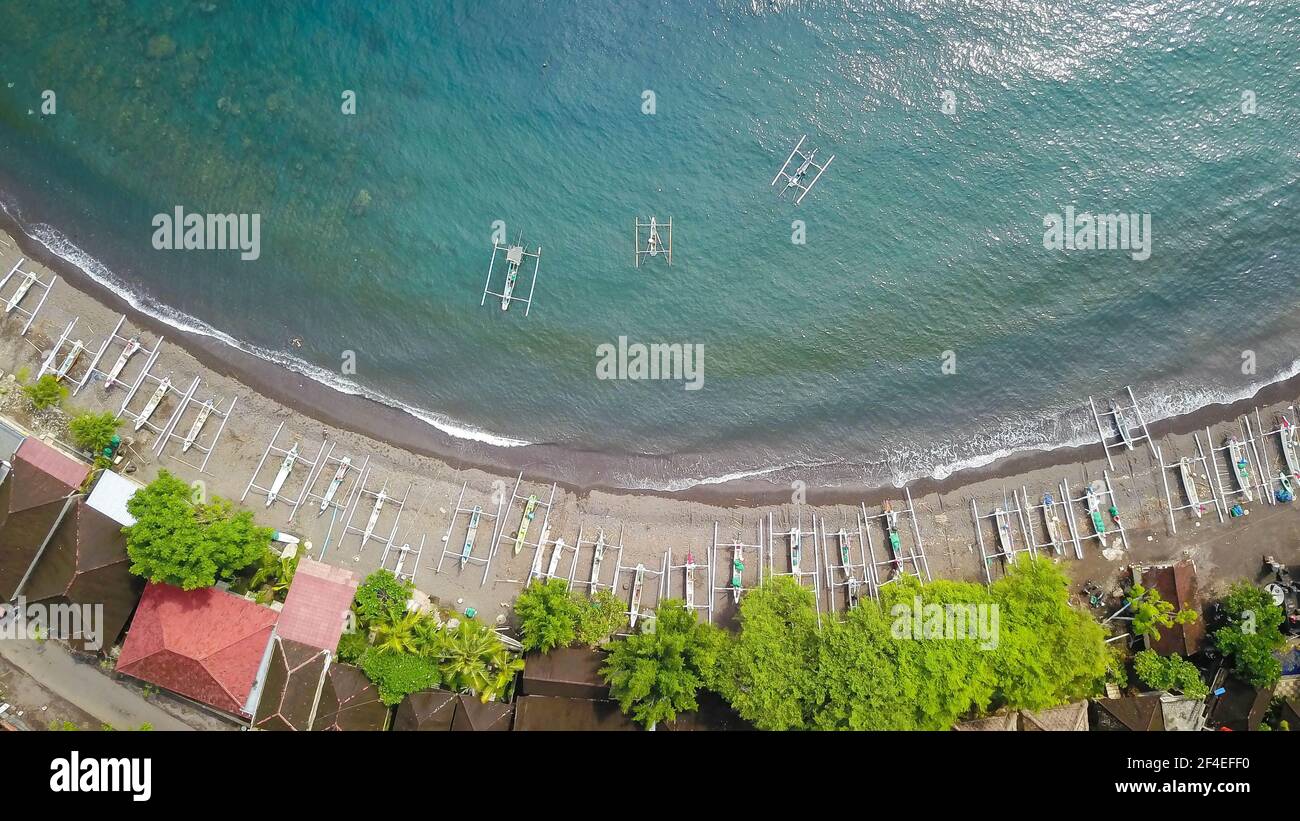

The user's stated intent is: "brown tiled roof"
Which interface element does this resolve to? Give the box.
[513,695,637,731]
[953,713,1019,731]
[0,438,88,599]
[1133,561,1205,657]
[393,689,458,731]
[312,663,390,731]
[19,500,142,651]
[451,695,513,731]
[251,638,330,731]
[1092,695,1165,731]
[1019,701,1089,731]
[520,647,609,700]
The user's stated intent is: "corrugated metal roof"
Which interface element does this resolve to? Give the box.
[86,469,140,527]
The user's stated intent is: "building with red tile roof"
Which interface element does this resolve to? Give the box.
[116,582,278,717]
[275,558,358,652]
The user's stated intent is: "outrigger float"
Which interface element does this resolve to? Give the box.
[634,216,672,267]
[480,229,542,316]
[771,134,834,205]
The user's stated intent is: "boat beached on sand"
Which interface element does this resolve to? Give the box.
[730,542,744,603]
[685,551,696,609]
[513,494,538,555]
[629,564,646,629]
[1178,457,1203,517]
[266,443,300,507]
[460,505,481,567]
[1042,492,1065,554]
[1278,416,1300,481]
[181,399,214,452]
[1226,435,1254,503]
[104,338,140,389]
[133,377,171,432]
[319,456,352,513]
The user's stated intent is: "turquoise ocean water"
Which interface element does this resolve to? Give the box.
[0,1,1298,489]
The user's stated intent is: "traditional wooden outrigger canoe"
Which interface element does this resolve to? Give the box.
[1278,416,1300,480]
[884,501,902,557]
[1226,435,1254,503]
[847,576,861,608]
[788,526,802,573]
[319,456,352,513]
[730,542,744,603]
[361,489,387,545]
[1111,402,1134,449]
[182,399,214,452]
[4,270,37,314]
[590,530,606,591]
[1085,482,1106,539]
[266,443,299,507]
[104,338,140,389]
[838,529,852,579]
[684,551,696,609]
[994,506,1013,554]
[546,537,564,578]
[460,505,481,567]
[1042,492,1065,553]
[133,377,171,432]
[628,564,646,629]
[1178,457,1203,517]
[56,340,84,381]
[513,494,539,555]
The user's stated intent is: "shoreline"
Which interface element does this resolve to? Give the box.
[6,205,1300,508]
[5,216,1300,630]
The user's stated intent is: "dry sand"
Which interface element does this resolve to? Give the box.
[2,225,1298,633]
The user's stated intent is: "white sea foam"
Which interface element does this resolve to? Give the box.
[5,201,1297,495]
[1,203,531,449]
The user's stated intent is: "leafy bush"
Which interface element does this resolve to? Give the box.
[602,599,725,728]
[714,556,1111,730]
[1133,650,1209,699]
[69,411,120,454]
[575,589,627,648]
[336,630,370,664]
[125,471,273,590]
[23,374,67,410]
[515,578,579,652]
[359,649,441,706]
[1214,582,1286,688]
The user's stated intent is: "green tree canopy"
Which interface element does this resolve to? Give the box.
[353,569,413,628]
[575,589,626,648]
[515,578,580,652]
[124,471,272,590]
[601,599,726,728]
[359,649,441,706]
[1133,650,1209,699]
[68,411,120,454]
[435,618,523,702]
[1128,583,1198,641]
[1214,582,1286,688]
[714,576,822,730]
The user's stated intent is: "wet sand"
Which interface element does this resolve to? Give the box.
[2,222,1298,631]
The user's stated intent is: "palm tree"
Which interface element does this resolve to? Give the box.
[371,606,425,655]
[438,620,523,702]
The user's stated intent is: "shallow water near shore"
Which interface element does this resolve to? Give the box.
[1,1,1299,491]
